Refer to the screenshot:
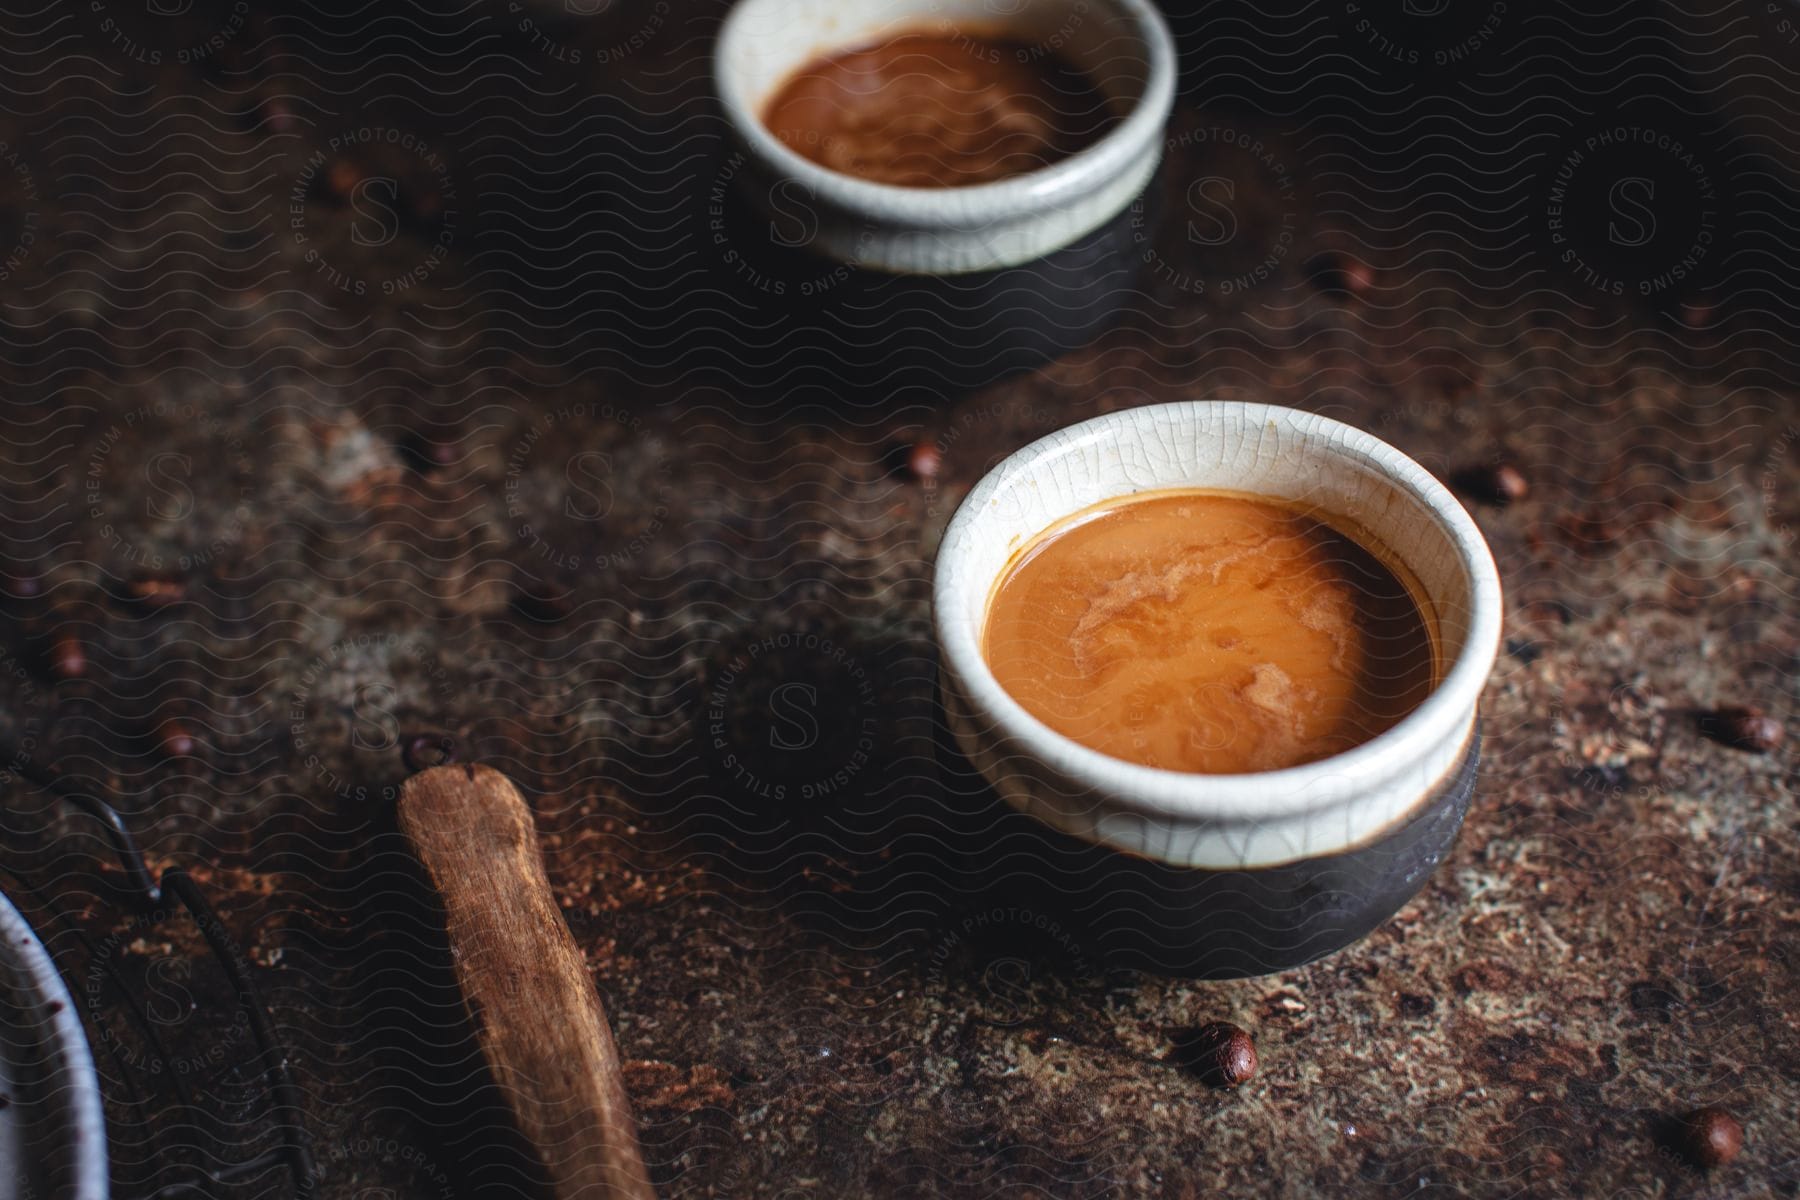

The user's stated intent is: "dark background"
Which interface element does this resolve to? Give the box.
[0,0,1795,1196]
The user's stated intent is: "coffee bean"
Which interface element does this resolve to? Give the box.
[1174,1021,1258,1087]
[326,159,361,200]
[1304,252,1375,298]
[1451,462,1529,507]
[1505,638,1543,665]
[1678,1107,1742,1169]
[2,573,42,602]
[156,719,198,759]
[397,429,458,473]
[907,439,942,482]
[258,96,298,135]
[1698,707,1783,754]
[49,633,86,680]
[1489,464,1529,504]
[125,573,187,608]
[881,437,939,481]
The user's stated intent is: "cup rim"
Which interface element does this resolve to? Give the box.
[712,0,1177,228]
[932,401,1504,822]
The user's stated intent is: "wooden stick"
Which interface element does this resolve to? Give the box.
[397,764,654,1200]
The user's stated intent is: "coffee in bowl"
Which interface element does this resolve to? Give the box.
[981,489,1438,775]
[714,0,1177,386]
[933,402,1505,975]
[760,29,1122,188]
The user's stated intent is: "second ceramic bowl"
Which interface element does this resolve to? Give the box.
[933,402,1504,976]
[709,0,1177,390]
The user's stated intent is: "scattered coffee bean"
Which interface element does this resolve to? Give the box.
[326,159,361,200]
[1489,464,1529,504]
[156,719,197,759]
[258,96,298,135]
[1174,1021,1258,1087]
[907,439,942,482]
[1678,1107,1743,1169]
[1304,252,1375,298]
[49,633,86,680]
[397,429,458,473]
[1505,638,1543,665]
[1698,707,1783,754]
[2,573,42,602]
[1451,461,1529,507]
[125,573,187,608]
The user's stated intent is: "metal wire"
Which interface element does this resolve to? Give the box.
[1,749,162,906]
[0,735,318,1198]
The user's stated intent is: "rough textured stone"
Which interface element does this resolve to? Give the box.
[0,2,1794,1197]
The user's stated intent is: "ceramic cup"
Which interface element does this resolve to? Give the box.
[933,402,1504,976]
[710,0,1178,390]
[0,890,107,1200]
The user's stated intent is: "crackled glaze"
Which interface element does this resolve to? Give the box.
[933,402,1503,870]
[0,892,107,1200]
[714,0,1176,272]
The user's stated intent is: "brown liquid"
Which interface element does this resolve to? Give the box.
[761,30,1119,188]
[982,490,1438,774]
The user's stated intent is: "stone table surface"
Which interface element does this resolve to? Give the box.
[0,1,1796,1197]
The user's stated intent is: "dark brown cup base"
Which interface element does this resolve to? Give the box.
[958,728,1480,979]
[683,153,1161,398]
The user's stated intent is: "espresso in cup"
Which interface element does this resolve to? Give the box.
[982,489,1438,774]
[761,29,1121,188]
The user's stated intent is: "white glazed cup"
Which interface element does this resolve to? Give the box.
[933,402,1504,974]
[713,0,1178,274]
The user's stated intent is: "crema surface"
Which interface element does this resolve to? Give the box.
[982,491,1438,774]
